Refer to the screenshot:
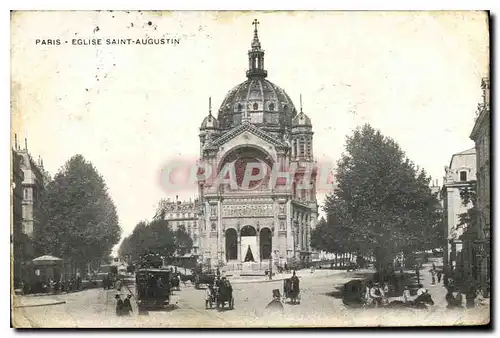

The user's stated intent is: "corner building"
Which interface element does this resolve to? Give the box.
[197,22,318,270]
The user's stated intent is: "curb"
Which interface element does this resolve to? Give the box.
[231,276,307,284]
[233,278,285,284]
[14,301,66,309]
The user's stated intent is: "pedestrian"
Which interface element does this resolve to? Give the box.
[123,294,133,315]
[364,280,374,307]
[205,284,213,309]
[265,289,284,314]
[370,282,383,308]
[416,284,427,296]
[437,270,442,284]
[431,270,436,285]
[475,288,485,307]
[402,285,411,303]
[465,285,476,309]
[383,281,389,296]
[115,294,124,316]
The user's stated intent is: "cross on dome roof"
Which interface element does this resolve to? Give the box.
[251,19,261,49]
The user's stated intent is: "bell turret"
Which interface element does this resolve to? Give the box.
[291,94,313,160]
[199,97,220,155]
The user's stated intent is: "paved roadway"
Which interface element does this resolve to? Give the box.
[13,267,489,328]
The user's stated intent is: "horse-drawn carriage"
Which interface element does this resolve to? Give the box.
[283,277,300,304]
[215,281,234,309]
[342,279,435,309]
[205,279,234,310]
[135,268,171,313]
[194,270,216,289]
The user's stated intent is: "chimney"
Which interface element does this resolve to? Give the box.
[14,134,18,150]
[25,138,28,150]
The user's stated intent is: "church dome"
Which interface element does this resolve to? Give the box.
[200,113,219,129]
[216,19,298,131]
[217,79,297,130]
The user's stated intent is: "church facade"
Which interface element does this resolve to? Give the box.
[196,21,318,270]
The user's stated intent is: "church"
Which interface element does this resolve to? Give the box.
[197,20,318,270]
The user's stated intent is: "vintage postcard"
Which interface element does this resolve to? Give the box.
[10,11,490,328]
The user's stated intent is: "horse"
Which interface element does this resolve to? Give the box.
[216,282,234,310]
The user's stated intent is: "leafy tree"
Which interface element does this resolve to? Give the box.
[35,155,122,272]
[310,217,329,252]
[318,124,441,274]
[175,224,194,256]
[119,218,193,263]
[118,236,133,258]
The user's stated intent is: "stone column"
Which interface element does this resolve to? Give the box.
[256,225,261,263]
[217,199,224,263]
[299,213,303,251]
[273,198,279,255]
[237,234,241,262]
[286,202,293,258]
[205,201,211,264]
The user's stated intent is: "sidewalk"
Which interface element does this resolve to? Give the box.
[416,257,490,309]
[417,258,448,307]
[229,268,370,284]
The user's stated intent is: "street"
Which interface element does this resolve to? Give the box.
[13,264,489,328]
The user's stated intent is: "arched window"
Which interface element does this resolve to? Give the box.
[269,102,275,111]
[460,171,468,182]
[253,102,258,110]
[237,103,243,112]
[283,105,288,112]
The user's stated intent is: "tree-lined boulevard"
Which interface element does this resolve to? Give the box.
[13,124,489,327]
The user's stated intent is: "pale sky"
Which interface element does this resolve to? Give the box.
[11,11,489,251]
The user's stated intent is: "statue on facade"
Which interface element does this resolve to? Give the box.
[279,203,285,214]
[279,220,285,231]
[283,131,291,148]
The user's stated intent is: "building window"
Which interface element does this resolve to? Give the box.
[237,103,243,112]
[253,102,258,110]
[269,102,275,111]
[460,171,467,182]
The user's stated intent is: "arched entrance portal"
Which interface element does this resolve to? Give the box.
[240,225,257,262]
[225,228,238,261]
[260,228,272,260]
